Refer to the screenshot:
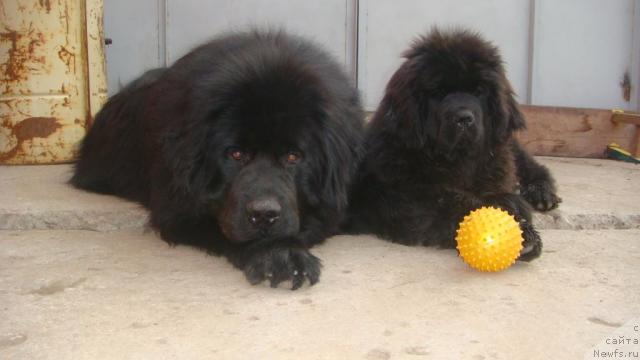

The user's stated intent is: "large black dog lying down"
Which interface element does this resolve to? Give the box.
[347,28,560,261]
[72,31,364,289]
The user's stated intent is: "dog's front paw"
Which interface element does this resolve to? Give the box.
[518,221,542,262]
[521,182,561,212]
[243,247,321,290]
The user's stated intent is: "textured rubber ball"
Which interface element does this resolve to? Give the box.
[455,206,524,272]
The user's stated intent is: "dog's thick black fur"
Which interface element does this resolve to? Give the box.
[72,31,364,289]
[347,28,560,261]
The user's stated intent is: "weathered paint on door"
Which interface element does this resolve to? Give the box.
[0,0,106,164]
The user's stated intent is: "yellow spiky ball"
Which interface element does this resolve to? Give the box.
[455,207,523,272]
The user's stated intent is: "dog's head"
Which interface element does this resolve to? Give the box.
[159,32,363,243]
[379,28,525,161]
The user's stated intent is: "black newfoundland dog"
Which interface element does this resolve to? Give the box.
[347,28,560,261]
[72,31,364,289]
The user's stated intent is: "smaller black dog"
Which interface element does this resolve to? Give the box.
[347,28,560,261]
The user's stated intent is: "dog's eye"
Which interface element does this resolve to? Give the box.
[284,151,302,165]
[226,147,246,161]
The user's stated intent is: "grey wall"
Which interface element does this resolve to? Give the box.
[104,0,357,96]
[357,0,531,110]
[104,0,640,111]
[164,0,357,71]
[531,0,639,110]
[104,0,162,95]
[358,0,640,111]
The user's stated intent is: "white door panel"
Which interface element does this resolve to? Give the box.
[165,0,355,71]
[104,0,356,95]
[104,0,161,95]
[531,0,638,110]
[357,0,531,110]
[103,1,639,111]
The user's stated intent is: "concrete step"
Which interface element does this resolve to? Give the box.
[1,157,639,231]
[0,164,148,231]
[531,157,640,229]
[1,229,638,359]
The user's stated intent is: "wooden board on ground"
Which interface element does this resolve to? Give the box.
[517,106,639,158]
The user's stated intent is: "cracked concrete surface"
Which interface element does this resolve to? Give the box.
[0,157,639,359]
[1,230,639,359]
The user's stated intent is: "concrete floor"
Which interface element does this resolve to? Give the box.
[1,157,639,359]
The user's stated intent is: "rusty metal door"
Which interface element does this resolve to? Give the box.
[0,0,106,164]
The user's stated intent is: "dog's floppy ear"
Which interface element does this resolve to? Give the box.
[491,80,527,145]
[507,95,526,131]
[305,106,364,211]
[379,61,428,148]
[163,119,219,199]
[158,84,226,207]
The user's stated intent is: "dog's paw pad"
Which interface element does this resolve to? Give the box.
[521,182,561,212]
[244,248,321,290]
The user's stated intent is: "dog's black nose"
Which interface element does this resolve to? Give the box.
[454,109,475,127]
[247,198,281,228]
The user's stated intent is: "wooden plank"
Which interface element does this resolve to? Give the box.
[611,110,640,126]
[516,105,639,158]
